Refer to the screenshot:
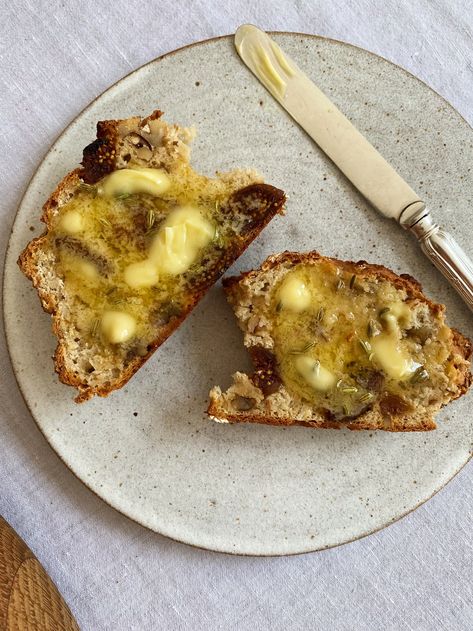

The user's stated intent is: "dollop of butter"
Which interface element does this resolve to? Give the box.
[372,304,419,380]
[75,260,98,281]
[101,311,136,344]
[124,260,160,289]
[371,335,420,380]
[59,210,84,234]
[294,355,337,392]
[149,206,214,275]
[278,274,312,312]
[123,205,214,288]
[98,168,171,197]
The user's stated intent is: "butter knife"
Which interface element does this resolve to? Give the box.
[235,25,473,312]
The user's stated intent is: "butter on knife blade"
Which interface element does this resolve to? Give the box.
[235,24,473,313]
[235,24,421,221]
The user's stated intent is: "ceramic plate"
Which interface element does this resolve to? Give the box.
[4,34,473,555]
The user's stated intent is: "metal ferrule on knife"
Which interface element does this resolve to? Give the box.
[235,25,473,312]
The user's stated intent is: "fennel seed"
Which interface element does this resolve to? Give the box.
[91,318,100,337]
[146,209,156,231]
[359,339,372,356]
[367,319,378,338]
[290,341,316,355]
[311,359,321,373]
[411,366,429,384]
[98,217,111,229]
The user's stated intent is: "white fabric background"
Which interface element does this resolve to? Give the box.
[1,1,472,629]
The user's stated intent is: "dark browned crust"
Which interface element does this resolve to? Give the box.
[450,327,473,398]
[207,409,438,432]
[80,110,164,184]
[17,111,286,403]
[208,251,472,432]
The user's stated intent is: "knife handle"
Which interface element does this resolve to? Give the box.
[405,210,473,312]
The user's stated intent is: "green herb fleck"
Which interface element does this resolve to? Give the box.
[349,274,357,289]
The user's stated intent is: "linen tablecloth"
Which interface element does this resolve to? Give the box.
[1,1,472,629]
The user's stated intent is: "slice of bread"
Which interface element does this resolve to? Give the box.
[208,251,472,431]
[18,109,285,402]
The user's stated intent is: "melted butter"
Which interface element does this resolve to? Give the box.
[59,210,84,234]
[269,40,295,77]
[101,311,136,344]
[124,259,160,289]
[75,259,99,281]
[278,273,311,312]
[59,251,99,283]
[235,25,295,99]
[149,205,215,275]
[294,355,337,392]
[50,166,233,349]
[371,334,420,380]
[98,168,171,197]
[271,261,433,414]
[254,48,286,98]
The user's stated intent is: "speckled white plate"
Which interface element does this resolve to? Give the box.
[4,34,473,555]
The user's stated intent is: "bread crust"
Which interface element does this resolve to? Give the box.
[18,111,286,402]
[208,251,472,431]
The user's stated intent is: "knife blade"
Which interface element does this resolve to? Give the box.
[234,24,473,312]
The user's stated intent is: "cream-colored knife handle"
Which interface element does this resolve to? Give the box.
[401,205,473,310]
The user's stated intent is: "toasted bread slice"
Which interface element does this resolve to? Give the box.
[18,110,285,402]
[208,251,472,431]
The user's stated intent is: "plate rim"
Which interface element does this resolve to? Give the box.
[3,31,472,556]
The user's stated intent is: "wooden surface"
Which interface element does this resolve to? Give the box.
[0,517,79,631]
